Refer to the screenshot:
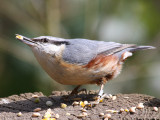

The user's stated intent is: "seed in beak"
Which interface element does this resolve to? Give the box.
[16,35,23,40]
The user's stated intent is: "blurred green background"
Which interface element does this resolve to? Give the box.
[0,0,160,98]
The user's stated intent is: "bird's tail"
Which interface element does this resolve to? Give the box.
[129,45,156,52]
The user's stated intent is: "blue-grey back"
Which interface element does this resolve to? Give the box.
[62,39,125,65]
[62,38,154,65]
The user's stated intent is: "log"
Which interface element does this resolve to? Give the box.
[0,91,160,119]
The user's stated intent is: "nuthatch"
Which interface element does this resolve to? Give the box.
[16,34,155,99]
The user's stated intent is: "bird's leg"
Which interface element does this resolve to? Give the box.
[89,83,105,106]
[98,84,104,97]
[93,78,107,104]
[70,85,81,95]
[95,84,105,103]
[70,85,87,96]
[98,77,107,98]
[63,85,82,100]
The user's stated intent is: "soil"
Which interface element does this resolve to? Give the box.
[0,91,160,120]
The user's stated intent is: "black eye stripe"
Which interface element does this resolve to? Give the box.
[43,38,48,43]
[32,38,48,43]
[32,38,70,45]
[51,41,70,45]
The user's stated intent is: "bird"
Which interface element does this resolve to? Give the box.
[16,34,155,101]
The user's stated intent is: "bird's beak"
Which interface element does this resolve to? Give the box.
[16,34,36,46]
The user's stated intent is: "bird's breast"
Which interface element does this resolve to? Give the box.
[32,47,123,85]
[32,48,98,85]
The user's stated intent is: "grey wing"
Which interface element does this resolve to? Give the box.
[62,38,154,65]
[97,41,136,55]
[62,39,128,65]
[62,39,98,65]
[97,41,155,59]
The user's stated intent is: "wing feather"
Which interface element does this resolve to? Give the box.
[97,41,135,55]
[62,39,154,65]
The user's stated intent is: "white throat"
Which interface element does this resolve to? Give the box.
[42,44,65,56]
[32,43,66,58]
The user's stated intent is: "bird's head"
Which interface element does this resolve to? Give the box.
[16,34,69,56]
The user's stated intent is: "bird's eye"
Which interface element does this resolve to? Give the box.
[42,38,48,43]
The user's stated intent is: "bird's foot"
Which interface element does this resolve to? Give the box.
[86,84,105,107]
[70,88,87,96]
[63,85,87,101]
[70,85,87,96]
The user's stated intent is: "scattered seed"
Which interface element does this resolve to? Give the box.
[84,101,88,105]
[86,103,92,108]
[90,101,99,106]
[44,111,51,118]
[42,118,56,120]
[72,101,79,106]
[136,103,144,109]
[43,109,53,118]
[120,108,125,112]
[61,103,67,109]
[1,98,10,104]
[106,110,118,113]
[32,112,41,117]
[82,112,88,116]
[66,113,70,116]
[99,98,104,103]
[113,110,118,113]
[55,113,59,118]
[81,108,87,112]
[101,94,107,98]
[129,107,136,113]
[108,94,113,98]
[77,112,87,118]
[80,108,84,110]
[77,114,84,118]
[104,113,111,119]
[32,95,39,98]
[99,113,104,116]
[153,107,158,112]
[106,94,113,99]
[50,118,56,120]
[124,96,129,99]
[125,109,129,112]
[33,108,41,112]
[46,101,53,106]
[106,110,114,113]
[34,98,40,103]
[112,96,117,100]
[47,108,52,113]
[77,114,85,118]
[17,112,22,117]
[104,118,109,120]
[80,101,85,107]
